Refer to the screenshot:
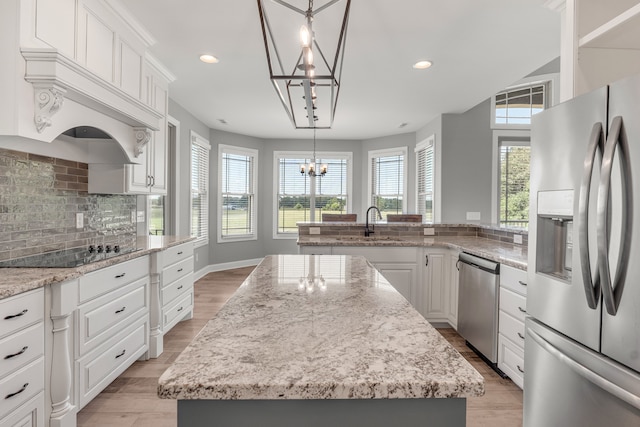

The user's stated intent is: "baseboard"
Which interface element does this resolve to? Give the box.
[194,258,262,281]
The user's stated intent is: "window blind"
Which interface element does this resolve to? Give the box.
[220,147,257,239]
[499,143,530,228]
[416,141,434,222]
[191,134,210,245]
[371,153,405,220]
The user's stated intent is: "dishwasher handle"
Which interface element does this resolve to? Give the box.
[459,252,500,275]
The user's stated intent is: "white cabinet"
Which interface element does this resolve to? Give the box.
[328,247,420,308]
[74,256,150,409]
[0,289,45,427]
[149,242,195,358]
[497,264,528,389]
[557,0,640,99]
[447,251,460,329]
[88,60,170,195]
[421,248,452,323]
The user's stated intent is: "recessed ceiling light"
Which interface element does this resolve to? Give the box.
[218,119,228,125]
[200,54,219,64]
[399,122,409,128]
[413,60,433,70]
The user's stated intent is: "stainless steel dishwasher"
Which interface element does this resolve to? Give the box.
[457,252,502,373]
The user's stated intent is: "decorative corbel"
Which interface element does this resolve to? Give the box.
[34,84,66,133]
[133,127,152,157]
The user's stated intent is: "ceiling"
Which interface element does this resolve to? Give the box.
[122,0,560,140]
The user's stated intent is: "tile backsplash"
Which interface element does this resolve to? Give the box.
[0,148,136,262]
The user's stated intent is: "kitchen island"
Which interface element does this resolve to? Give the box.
[158,254,484,426]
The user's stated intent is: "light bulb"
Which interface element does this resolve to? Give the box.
[300,25,311,47]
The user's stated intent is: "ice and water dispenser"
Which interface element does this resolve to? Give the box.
[536,190,574,281]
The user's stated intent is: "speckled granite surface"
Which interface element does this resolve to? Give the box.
[0,236,194,300]
[157,254,485,400]
[298,235,527,270]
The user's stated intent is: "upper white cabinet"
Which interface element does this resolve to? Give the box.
[556,0,640,98]
[0,0,174,166]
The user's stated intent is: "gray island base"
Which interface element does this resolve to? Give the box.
[159,255,483,426]
[178,398,465,426]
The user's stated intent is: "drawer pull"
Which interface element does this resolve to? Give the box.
[177,268,184,273]
[177,251,183,255]
[518,332,525,340]
[518,280,527,287]
[115,307,126,314]
[115,273,126,279]
[4,346,28,360]
[177,285,183,290]
[518,306,527,313]
[5,383,29,400]
[517,365,524,374]
[4,309,28,320]
[177,306,184,313]
[115,350,126,359]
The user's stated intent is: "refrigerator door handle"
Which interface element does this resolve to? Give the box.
[597,116,634,316]
[578,122,604,309]
[528,325,640,411]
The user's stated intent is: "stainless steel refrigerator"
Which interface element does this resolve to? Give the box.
[525,73,640,426]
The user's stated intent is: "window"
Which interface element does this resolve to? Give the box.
[190,131,210,247]
[274,152,352,237]
[415,137,435,222]
[499,141,530,228]
[218,145,258,242]
[493,83,546,127]
[368,147,407,221]
[148,195,165,235]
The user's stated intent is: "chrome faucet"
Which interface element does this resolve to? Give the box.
[365,206,382,237]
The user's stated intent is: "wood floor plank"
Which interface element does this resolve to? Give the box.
[78,265,523,427]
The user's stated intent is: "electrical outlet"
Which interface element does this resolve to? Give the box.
[513,234,523,244]
[466,211,481,221]
[75,212,83,229]
[136,211,145,223]
[423,227,435,236]
[310,227,321,235]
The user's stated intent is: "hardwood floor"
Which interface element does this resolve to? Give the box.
[78,266,523,426]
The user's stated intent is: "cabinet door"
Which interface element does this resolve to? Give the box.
[422,249,450,322]
[374,262,417,305]
[127,149,151,193]
[150,127,168,194]
[447,252,460,329]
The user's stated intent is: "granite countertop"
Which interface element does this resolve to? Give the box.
[158,254,485,400]
[298,235,527,270]
[0,235,195,300]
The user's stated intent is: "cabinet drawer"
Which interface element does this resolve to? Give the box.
[0,323,44,379]
[162,257,193,286]
[163,242,194,267]
[0,358,44,420]
[79,256,149,303]
[0,290,43,340]
[499,311,525,350]
[163,292,193,329]
[77,316,148,409]
[77,277,148,356]
[499,287,527,322]
[0,391,44,427]
[498,334,524,389]
[161,274,193,307]
[500,264,528,296]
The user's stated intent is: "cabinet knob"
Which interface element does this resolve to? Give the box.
[115,307,126,314]
[517,365,524,374]
[518,306,527,313]
[115,349,126,359]
[517,332,525,340]
[4,346,28,360]
[425,254,429,267]
[115,273,126,279]
[518,280,527,287]
[4,309,28,320]
[5,383,29,400]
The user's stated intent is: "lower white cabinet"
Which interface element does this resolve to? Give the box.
[0,289,45,427]
[149,241,195,358]
[497,264,528,389]
[421,248,453,323]
[73,257,150,410]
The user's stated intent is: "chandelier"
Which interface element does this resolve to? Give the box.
[257,0,351,129]
[300,127,327,177]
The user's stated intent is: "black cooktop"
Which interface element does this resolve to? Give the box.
[0,245,140,268]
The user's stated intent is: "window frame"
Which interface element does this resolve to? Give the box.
[217,144,259,243]
[367,146,408,220]
[490,74,557,130]
[273,150,353,239]
[415,135,436,223]
[190,131,211,248]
